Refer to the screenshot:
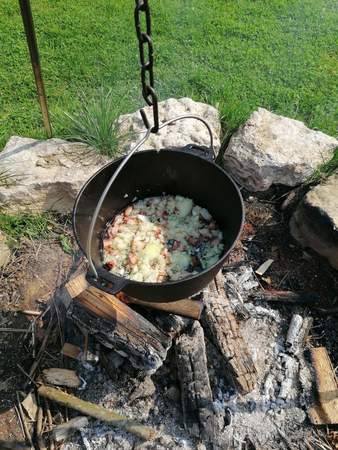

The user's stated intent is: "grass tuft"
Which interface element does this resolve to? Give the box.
[0,212,72,248]
[307,148,338,185]
[0,213,54,245]
[64,88,120,157]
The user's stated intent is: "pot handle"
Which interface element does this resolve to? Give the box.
[86,270,129,295]
[85,114,215,282]
[157,114,216,160]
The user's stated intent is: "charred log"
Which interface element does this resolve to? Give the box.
[175,321,219,444]
[69,286,171,374]
[202,273,257,393]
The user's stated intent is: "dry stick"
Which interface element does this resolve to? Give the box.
[16,392,33,448]
[44,398,55,450]
[38,385,156,440]
[36,406,47,450]
[37,406,43,435]
[14,403,27,445]
[31,320,36,359]
[20,310,42,316]
[17,363,37,387]
[25,316,55,389]
[0,328,30,333]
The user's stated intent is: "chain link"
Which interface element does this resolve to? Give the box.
[134,0,159,132]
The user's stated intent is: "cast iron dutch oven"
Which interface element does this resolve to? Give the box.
[73,148,244,302]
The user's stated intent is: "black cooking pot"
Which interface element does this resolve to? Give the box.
[73,149,244,301]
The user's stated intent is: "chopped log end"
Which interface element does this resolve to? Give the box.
[308,347,338,425]
[69,292,171,374]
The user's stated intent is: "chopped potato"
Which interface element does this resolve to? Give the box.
[102,195,224,283]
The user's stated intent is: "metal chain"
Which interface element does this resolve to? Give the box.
[134,0,159,132]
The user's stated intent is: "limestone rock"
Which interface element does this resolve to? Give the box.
[0,231,10,268]
[117,97,221,157]
[223,108,337,191]
[290,172,338,269]
[0,136,108,214]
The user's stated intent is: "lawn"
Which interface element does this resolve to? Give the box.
[0,0,337,150]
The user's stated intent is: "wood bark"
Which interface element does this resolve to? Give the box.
[69,286,171,373]
[66,272,203,319]
[308,347,338,425]
[175,321,219,443]
[202,273,257,393]
[38,385,155,440]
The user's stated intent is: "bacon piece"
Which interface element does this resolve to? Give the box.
[107,223,119,238]
[105,260,116,270]
[124,205,133,216]
[128,253,138,265]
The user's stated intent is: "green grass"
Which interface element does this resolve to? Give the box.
[308,148,338,184]
[0,0,337,150]
[64,87,120,156]
[0,212,72,248]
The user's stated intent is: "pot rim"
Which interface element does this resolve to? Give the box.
[72,148,245,288]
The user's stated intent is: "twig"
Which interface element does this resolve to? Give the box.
[24,315,55,389]
[37,406,46,450]
[0,328,30,333]
[37,406,43,435]
[44,398,55,450]
[31,321,36,359]
[20,310,42,316]
[38,385,156,440]
[16,363,37,387]
[16,392,33,447]
[14,404,26,443]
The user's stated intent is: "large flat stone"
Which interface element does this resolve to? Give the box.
[290,172,338,269]
[223,108,337,191]
[0,137,108,214]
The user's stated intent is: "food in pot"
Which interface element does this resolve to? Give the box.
[102,195,224,283]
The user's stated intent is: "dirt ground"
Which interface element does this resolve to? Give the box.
[0,187,337,449]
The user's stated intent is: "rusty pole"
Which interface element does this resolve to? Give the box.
[19,0,52,138]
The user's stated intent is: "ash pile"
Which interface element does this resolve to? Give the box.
[59,268,317,450]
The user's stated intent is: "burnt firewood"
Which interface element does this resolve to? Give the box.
[138,308,193,338]
[202,273,257,393]
[69,286,171,374]
[175,321,219,444]
[53,416,89,442]
[66,273,203,319]
[250,289,320,305]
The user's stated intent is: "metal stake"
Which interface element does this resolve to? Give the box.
[19,0,52,138]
